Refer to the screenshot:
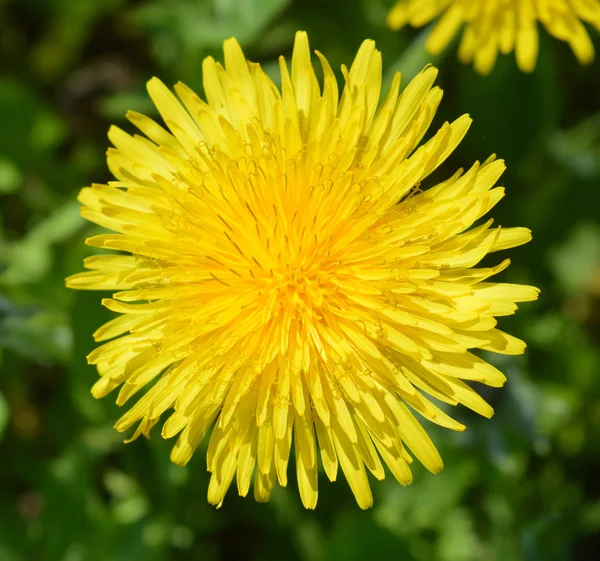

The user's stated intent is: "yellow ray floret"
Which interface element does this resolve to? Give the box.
[67,31,539,509]
[388,0,600,74]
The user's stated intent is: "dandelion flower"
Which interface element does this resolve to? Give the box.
[67,31,539,509]
[388,0,600,74]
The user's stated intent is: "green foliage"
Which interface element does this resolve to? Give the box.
[1,0,599,560]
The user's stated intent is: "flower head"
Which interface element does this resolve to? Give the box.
[67,31,538,509]
[388,0,600,74]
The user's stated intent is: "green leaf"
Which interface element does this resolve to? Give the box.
[549,222,600,293]
[134,0,292,51]
[324,514,414,561]
[437,509,480,561]
[376,461,479,533]
[0,79,66,166]
[0,200,83,286]
[0,158,22,195]
[98,91,157,121]
[0,306,72,364]
[549,113,600,178]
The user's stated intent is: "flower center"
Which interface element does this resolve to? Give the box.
[257,249,341,321]
[282,265,333,312]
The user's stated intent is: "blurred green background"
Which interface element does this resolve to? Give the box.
[1,0,600,560]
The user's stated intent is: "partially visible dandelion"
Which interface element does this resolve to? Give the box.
[67,31,539,509]
[388,0,600,74]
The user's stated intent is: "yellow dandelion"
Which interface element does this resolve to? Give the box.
[67,31,539,509]
[388,0,600,74]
